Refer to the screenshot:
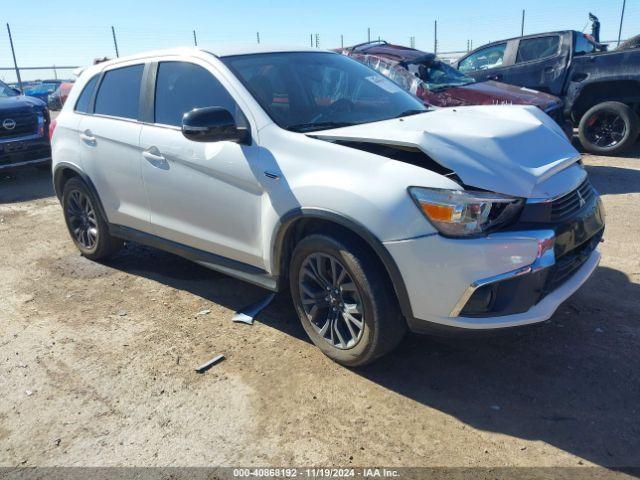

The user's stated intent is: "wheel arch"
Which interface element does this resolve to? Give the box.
[53,162,110,227]
[571,80,640,120]
[271,208,414,321]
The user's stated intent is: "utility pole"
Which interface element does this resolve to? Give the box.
[410,36,415,49]
[256,32,260,44]
[341,34,344,48]
[521,9,526,36]
[193,30,198,46]
[6,23,22,90]
[617,0,626,46]
[53,65,58,80]
[367,27,370,43]
[315,33,320,48]
[111,26,120,58]
[434,20,438,55]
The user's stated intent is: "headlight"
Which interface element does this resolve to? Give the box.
[409,187,524,237]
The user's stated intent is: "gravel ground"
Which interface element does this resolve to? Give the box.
[0,146,639,469]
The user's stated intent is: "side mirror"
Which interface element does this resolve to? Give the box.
[182,106,250,144]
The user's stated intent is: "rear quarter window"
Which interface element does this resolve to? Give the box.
[74,75,99,113]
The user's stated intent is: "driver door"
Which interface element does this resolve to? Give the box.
[139,60,265,268]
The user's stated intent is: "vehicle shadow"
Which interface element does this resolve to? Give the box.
[105,238,640,468]
[0,168,54,203]
[355,265,640,468]
[586,164,640,195]
[104,242,308,342]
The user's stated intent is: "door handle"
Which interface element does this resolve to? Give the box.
[79,130,96,145]
[142,148,169,168]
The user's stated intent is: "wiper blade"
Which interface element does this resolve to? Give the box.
[287,121,355,132]
[394,109,428,118]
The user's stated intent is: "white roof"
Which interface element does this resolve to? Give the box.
[77,44,329,78]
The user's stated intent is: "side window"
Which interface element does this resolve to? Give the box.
[516,36,560,63]
[154,61,241,127]
[458,43,507,72]
[574,34,595,55]
[74,75,99,113]
[94,64,144,119]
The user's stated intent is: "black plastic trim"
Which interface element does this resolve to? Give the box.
[109,224,277,291]
[52,162,110,229]
[271,208,415,321]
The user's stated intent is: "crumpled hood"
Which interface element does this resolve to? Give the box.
[308,105,580,198]
[435,80,561,110]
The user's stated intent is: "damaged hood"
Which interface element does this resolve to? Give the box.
[307,105,579,198]
[427,80,561,110]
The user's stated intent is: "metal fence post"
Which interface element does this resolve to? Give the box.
[193,30,198,46]
[434,21,437,55]
[315,33,319,48]
[6,23,22,90]
[341,34,344,48]
[367,27,370,43]
[521,9,526,36]
[256,32,260,44]
[310,33,313,47]
[111,26,120,58]
[617,0,626,47]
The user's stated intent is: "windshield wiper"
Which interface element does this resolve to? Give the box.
[287,121,355,133]
[394,109,428,118]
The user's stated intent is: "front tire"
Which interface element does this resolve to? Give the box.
[578,101,639,155]
[289,233,405,367]
[62,177,122,260]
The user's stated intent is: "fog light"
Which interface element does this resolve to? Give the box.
[460,284,496,316]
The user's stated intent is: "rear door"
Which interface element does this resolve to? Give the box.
[78,62,150,231]
[500,34,568,95]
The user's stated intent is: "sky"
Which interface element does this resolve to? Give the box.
[1,0,637,82]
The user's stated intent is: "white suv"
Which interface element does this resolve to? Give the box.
[51,46,604,366]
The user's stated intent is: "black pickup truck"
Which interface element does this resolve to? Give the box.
[454,30,640,155]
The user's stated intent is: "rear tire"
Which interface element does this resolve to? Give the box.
[62,177,122,260]
[289,233,406,367]
[578,101,639,155]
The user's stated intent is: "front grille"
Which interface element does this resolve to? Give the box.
[0,110,38,139]
[543,228,602,296]
[550,179,596,222]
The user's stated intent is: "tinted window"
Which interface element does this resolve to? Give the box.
[74,75,99,113]
[94,65,144,119]
[458,44,507,72]
[574,34,596,54]
[222,52,426,132]
[516,36,560,63]
[154,61,240,127]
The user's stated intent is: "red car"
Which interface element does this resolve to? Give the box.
[338,41,571,136]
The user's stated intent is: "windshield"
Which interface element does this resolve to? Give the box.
[222,52,427,132]
[407,61,475,90]
[0,80,19,97]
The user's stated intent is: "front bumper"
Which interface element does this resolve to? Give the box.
[385,189,604,332]
[0,134,51,170]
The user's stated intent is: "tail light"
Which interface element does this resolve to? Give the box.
[49,119,57,140]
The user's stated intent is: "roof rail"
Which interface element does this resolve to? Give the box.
[348,39,389,51]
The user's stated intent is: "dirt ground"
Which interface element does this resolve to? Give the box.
[0,145,639,470]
